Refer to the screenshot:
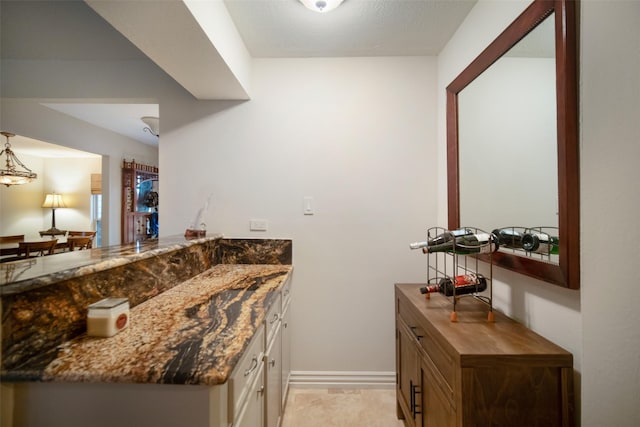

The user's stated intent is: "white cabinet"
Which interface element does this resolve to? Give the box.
[229,327,265,424]
[265,322,282,427]
[234,363,265,427]
[280,302,291,410]
[263,275,293,427]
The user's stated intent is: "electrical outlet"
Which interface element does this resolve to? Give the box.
[249,219,268,231]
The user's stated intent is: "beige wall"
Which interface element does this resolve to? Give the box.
[0,156,101,237]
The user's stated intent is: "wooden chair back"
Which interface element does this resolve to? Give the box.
[18,239,58,257]
[67,236,93,251]
[67,231,96,248]
[0,235,25,243]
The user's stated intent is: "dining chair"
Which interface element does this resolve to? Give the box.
[67,231,96,248]
[18,239,58,258]
[66,236,93,251]
[0,234,25,243]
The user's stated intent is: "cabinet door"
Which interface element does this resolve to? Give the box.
[235,364,265,427]
[281,303,291,409]
[396,317,422,427]
[421,357,455,427]
[265,324,282,427]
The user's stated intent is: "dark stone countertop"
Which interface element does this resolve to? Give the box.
[40,264,292,385]
[1,235,293,386]
[0,234,223,293]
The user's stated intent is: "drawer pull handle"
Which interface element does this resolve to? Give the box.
[270,358,276,367]
[244,356,259,377]
[411,383,422,417]
[410,326,423,340]
[270,313,280,324]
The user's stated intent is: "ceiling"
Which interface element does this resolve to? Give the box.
[224,0,477,57]
[4,0,477,156]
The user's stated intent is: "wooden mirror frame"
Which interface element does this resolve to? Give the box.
[446,0,579,289]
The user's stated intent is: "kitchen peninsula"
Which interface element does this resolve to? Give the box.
[1,235,293,427]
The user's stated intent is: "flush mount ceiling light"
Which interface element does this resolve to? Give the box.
[0,131,37,187]
[299,0,345,13]
[141,116,159,137]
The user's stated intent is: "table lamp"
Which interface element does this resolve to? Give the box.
[42,193,67,235]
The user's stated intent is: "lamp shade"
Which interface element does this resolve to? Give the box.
[42,193,66,209]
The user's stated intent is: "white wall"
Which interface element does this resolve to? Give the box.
[580,1,640,425]
[160,56,437,374]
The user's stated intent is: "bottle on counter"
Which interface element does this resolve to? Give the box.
[422,232,499,255]
[492,227,525,249]
[522,232,559,255]
[409,227,474,250]
[420,273,487,296]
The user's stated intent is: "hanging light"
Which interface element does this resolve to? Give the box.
[299,0,345,13]
[0,132,37,187]
[141,116,159,137]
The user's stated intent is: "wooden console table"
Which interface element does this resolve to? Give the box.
[395,283,574,426]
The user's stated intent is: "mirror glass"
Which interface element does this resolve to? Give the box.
[458,14,558,262]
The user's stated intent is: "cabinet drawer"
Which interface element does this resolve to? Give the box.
[228,326,265,423]
[281,277,292,309]
[265,293,282,345]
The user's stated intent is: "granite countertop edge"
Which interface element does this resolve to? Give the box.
[0,234,224,293]
[3,263,292,387]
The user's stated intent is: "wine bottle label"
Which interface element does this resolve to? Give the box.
[452,274,480,286]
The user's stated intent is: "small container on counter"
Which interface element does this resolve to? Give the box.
[87,297,130,337]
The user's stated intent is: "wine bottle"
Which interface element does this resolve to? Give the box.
[522,232,559,255]
[409,228,474,250]
[492,227,524,249]
[420,274,487,296]
[422,232,499,254]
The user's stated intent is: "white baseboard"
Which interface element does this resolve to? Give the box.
[289,371,396,389]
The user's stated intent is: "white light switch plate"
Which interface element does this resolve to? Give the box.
[249,219,268,231]
[303,197,314,215]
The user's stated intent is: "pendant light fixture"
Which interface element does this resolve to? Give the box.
[299,0,345,13]
[0,131,37,187]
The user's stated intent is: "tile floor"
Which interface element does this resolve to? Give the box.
[281,388,405,427]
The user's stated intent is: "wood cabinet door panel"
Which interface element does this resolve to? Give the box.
[422,358,455,427]
[397,316,420,427]
[462,366,565,427]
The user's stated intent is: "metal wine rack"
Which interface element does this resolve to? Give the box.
[493,225,559,261]
[424,226,494,322]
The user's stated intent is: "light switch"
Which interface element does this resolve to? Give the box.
[303,197,314,215]
[250,219,268,231]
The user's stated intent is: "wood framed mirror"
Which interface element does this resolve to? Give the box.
[446,0,579,289]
